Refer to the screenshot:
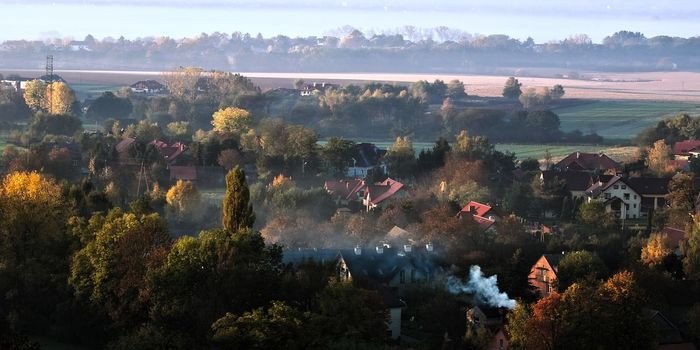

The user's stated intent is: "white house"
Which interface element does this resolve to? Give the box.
[585,176,642,219]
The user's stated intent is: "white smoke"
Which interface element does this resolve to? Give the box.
[446,265,516,309]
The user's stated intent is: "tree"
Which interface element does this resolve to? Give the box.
[294,79,305,90]
[577,200,617,228]
[211,107,252,135]
[666,172,696,228]
[550,84,565,100]
[23,79,48,112]
[165,180,202,220]
[647,139,672,176]
[46,82,76,115]
[640,233,673,267]
[519,87,551,109]
[0,171,71,333]
[87,91,133,119]
[69,209,170,327]
[222,166,255,233]
[385,136,416,178]
[28,113,82,139]
[163,66,203,104]
[321,137,356,177]
[446,79,467,99]
[211,301,308,350]
[557,250,608,291]
[684,214,700,278]
[218,148,242,171]
[502,77,522,99]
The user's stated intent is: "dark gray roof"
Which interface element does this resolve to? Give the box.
[542,254,563,269]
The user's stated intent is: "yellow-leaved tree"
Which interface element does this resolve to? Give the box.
[47,82,76,114]
[166,180,202,220]
[211,107,252,135]
[640,232,672,267]
[647,139,672,176]
[23,79,48,112]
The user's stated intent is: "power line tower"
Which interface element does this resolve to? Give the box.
[46,55,54,114]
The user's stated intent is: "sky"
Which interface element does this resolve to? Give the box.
[1,0,699,42]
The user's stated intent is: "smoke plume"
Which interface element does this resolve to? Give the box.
[446,265,516,309]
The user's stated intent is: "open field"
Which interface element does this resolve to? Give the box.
[3,69,700,102]
[554,100,700,140]
[323,140,637,163]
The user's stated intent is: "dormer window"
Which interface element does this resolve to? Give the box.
[621,185,627,189]
[613,185,619,189]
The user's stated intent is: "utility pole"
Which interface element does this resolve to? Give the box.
[46,55,54,114]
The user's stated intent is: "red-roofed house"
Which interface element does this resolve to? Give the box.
[459,201,496,218]
[149,140,187,164]
[363,178,405,210]
[672,140,700,160]
[528,254,563,297]
[554,152,621,172]
[324,179,366,204]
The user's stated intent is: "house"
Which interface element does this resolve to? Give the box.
[540,170,606,199]
[645,309,698,349]
[347,143,387,178]
[488,328,510,350]
[458,201,499,232]
[283,245,446,340]
[585,176,642,219]
[528,254,563,297]
[627,177,671,215]
[466,305,508,329]
[324,179,366,204]
[149,140,187,165]
[68,40,91,51]
[554,152,621,172]
[115,137,136,164]
[300,82,338,96]
[1,77,32,92]
[325,177,405,210]
[362,178,405,210]
[672,140,700,160]
[130,80,166,94]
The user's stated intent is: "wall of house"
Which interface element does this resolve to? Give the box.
[388,307,402,340]
[528,257,557,297]
[488,330,510,350]
[347,166,373,178]
[600,182,642,219]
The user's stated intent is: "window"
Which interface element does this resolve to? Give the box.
[399,270,405,284]
[621,185,627,189]
[613,185,619,189]
[604,193,611,199]
[634,195,637,199]
[633,204,637,208]
[624,193,630,200]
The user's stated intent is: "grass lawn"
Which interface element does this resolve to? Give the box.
[553,100,700,140]
[71,83,123,100]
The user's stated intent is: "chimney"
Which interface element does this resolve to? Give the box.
[375,245,384,254]
[404,244,412,253]
[354,246,362,255]
[426,242,434,252]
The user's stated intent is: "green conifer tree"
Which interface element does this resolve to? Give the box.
[222,166,255,233]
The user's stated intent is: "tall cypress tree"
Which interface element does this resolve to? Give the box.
[222,166,255,233]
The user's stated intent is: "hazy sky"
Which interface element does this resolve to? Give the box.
[1,0,699,42]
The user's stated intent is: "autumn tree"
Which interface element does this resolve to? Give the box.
[165,180,202,221]
[647,139,672,176]
[211,107,252,135]
[222,166,255,233]
[0,171,71,333]
[163,66,203,104]
[666,172,696,228]
[640,233,673,267]
[684,215,700,278]
[46,82,76,115]
[23,79,48,112]
[446,79,467,99]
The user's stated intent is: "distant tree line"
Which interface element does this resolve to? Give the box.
[1,29,699,72]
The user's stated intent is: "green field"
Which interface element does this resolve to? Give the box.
[71,83,123,100]
[554,100,700,140]
[320,140,631,161]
